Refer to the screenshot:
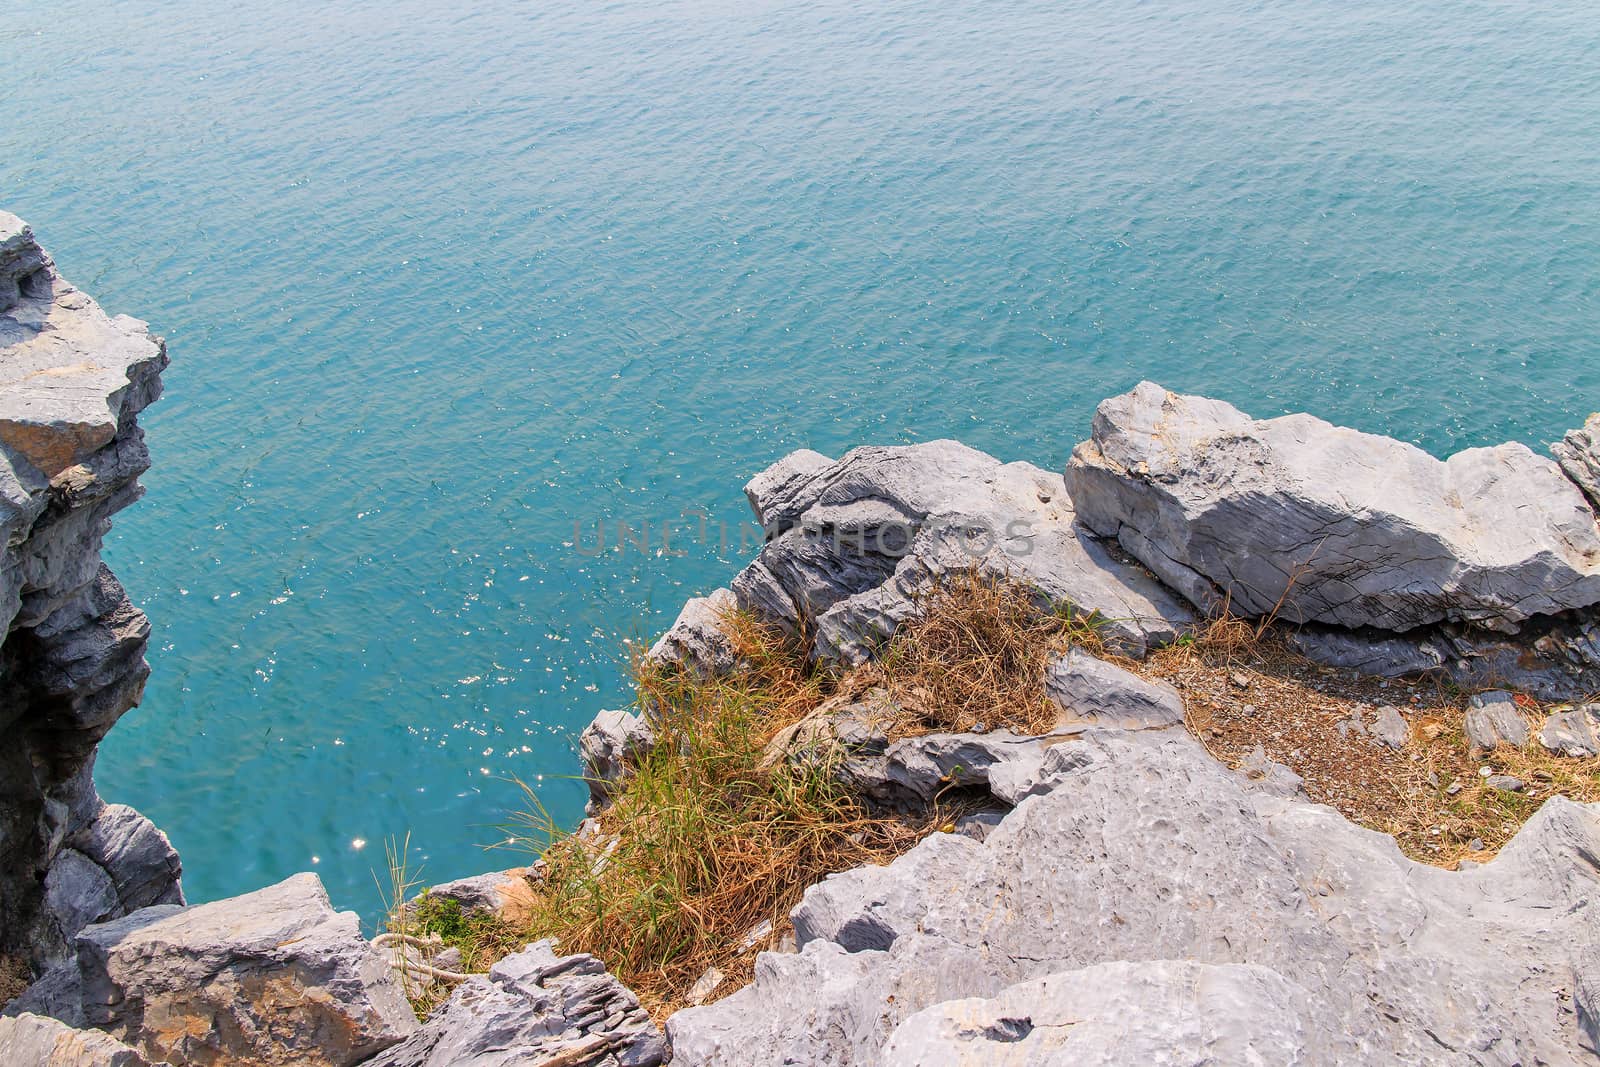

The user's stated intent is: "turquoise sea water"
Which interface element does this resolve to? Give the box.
[3,0,1598,919]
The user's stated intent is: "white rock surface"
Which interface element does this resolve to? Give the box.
[667,730,1600,1065]
[880,961,1324,1066]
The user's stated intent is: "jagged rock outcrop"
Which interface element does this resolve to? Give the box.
[578,708,656,814]
[645,587,740,677]
[0,212,179,970]
[668,729,1600,1064]
[1554,413,1600,512]
[368,940,666,1067]
[733,440,1195,663]
[8,873,416,1066]
[765,690,1084,811]
[1066,381,1600,633]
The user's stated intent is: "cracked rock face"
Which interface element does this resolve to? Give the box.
[8,873,416,1066]
[667,730,1600,1065]
[1553,413,1600,512]
[732,440,1194,663]
[1066,381,1600,633]
[0,212,179,970]
[368,940,665,1067]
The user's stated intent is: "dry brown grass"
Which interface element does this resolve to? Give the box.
[871,567,1106,736]
[1147,620,1600,866]
[0,954,29,1005]
[489,611,940,1019]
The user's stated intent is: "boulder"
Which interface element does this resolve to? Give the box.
[732,441,1194,663]
[10,873,416,1066]
[1541,705,1600,758]
[667,729,1600,1064]
[1042,648,1185,729]
[69,804,184,914]
[1553,414,1600,512]
[1464,691,1530,751]
[367,940,665,1067]
[1065,381,1600,633]
[0,1012,160,1067]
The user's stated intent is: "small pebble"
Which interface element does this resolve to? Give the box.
[1468,838,1485,852]
[1446,782,1463,796]
[1486,775,1523,793]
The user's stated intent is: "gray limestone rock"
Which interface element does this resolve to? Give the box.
[1541,705,1600,758]
[645,587,738,677]
[0,1012,160,1067]
[68,803,183,914]
[732,441,1195,663]
[1464,690,1530,751]
[423,867,537,922]
[667,729,1600,1065]
[1553,413,1600,512]
[367,940,665,1067]
[40,850,118,945]
[763,688,1085,810]
[1371,705,1410,750]
[10,872,416,1066]
[1066,381,1600,633]
[0,215,176,969]
[1042,647,1184,729]
[578,708,656,813]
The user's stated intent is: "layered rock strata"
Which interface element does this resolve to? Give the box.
[1065,380,1600,632]
[0,213,179,970]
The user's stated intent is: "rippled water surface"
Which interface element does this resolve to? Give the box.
[3,0,1597,917]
